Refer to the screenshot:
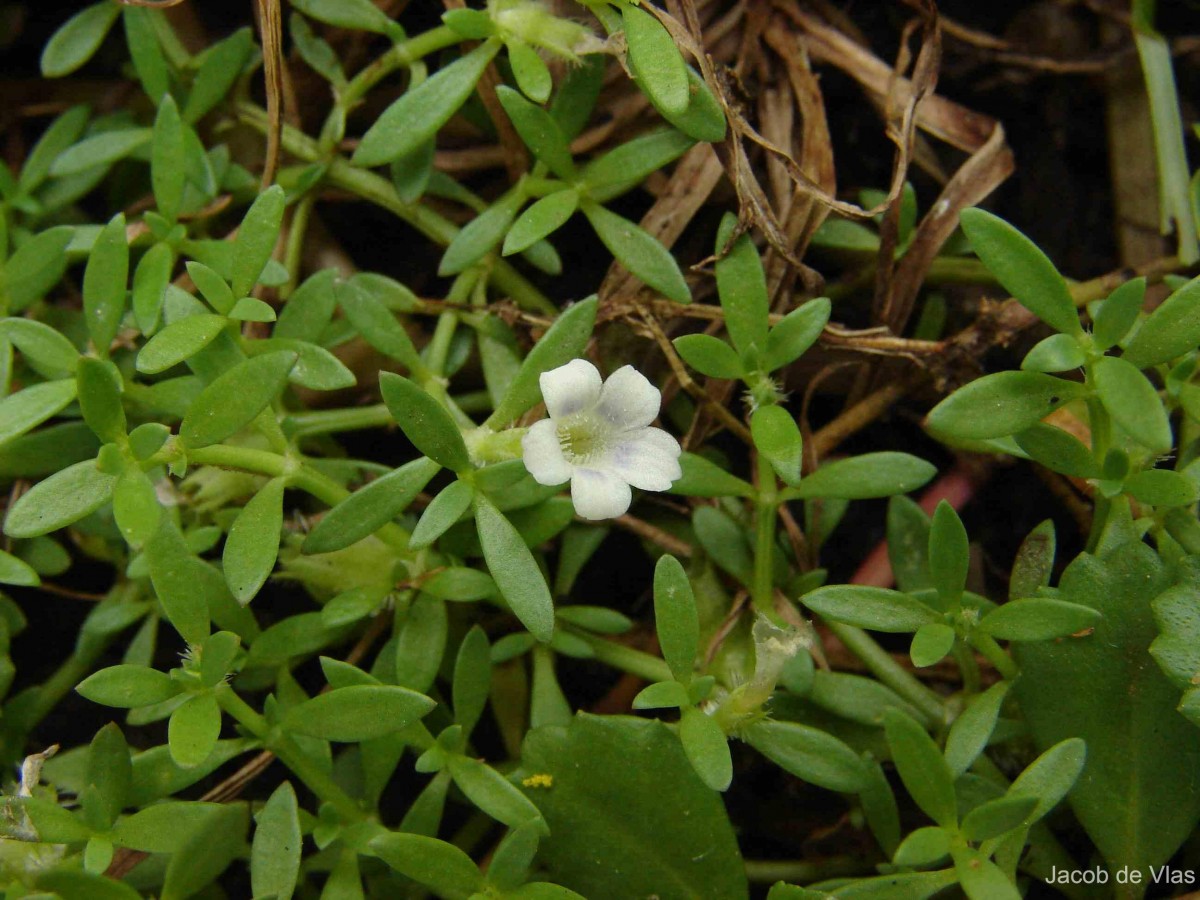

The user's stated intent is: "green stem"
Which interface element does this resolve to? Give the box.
[744,856,869,884]
[1084,363,1113,552]
[234,104,556,315]
[752,456,778,615]
[953,641,982,695]
[179,443,411,550]
[969,633,1019,681]
[281,192,316,299]
[570,629,673,683]
[338,25,461,110]
[824,621,946,728]
[216,685,364,822]
[286,404,394,439]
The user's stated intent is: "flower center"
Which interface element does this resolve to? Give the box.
[556,415,608,465]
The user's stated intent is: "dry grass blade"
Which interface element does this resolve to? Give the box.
[255,0,284,189]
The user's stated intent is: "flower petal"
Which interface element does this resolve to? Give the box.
[570,468,632,520]
[596,365,662,429]
[540,358,602,419]
[606,427,682,491]
[522,419,571,485]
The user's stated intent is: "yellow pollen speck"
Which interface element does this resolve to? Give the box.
[522,773,554,789]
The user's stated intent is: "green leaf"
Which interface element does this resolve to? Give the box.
[960,795,1037,842]
[276,268,337,342]
[249,337,354,391]
[224,477,285,603]
[673,333,744,379]
[41,1,121,77]
[669,451,755,497]
[251,782,301,900]
[168,692,222,768]
[582,202,690,302]
[742,720,870,792]
[380,372,470,471]
[0,378,78,448]
[123,6,169,101]
[132,241,173,334]
[17,105,89,193]
[1010,520,1056,602]
[1013,423,1099,479]
[49,128,151,176]
[81,723,131,831]
[476,495,555,642]
[944,682,1008,777]
[1094,355,1172,452]
[440,190,523,276]
[4,458,115,539]
[453,625,492,733]
[959,208,1080,335]
[715,213,769,356]
[449,754,547,830]
[892,826,951,867]
[764,298,831,372]
[411,479,474,549]
[925,371,1086,440]
[582,128,694,203]
[370,832,484,899]
[653,555,698,682]
[784,453,936,500]
[77,664,179,708]
[1013,542,1200,873]
[231,186,285,297]
[1123,274,1200,367]
[152,95,185,221]
[37,871,142,900]
[291,0,395,33]
[623,4,689,116]
[928,501,967,601]
[136,313,228,374]
[909,622,955,667]
[1124,468,1199,507]
[144,520,213,645]
[354,42,500,167]
[1021,333,1086,372]
[1092,277,1145,351]
[496,86,576,179]
[751,404,803,486]
[6,227,73,310]
[179,350,297,448]
[978,598,1101,641]
[509,39,552,102]
[0,548,39,587]
[83,214,129,356]
[112,466,161,547]
[76,357,126,444]
[692,505,752,584]
[679,707,732,791]
[394,594,447,692]
[632,680,689,709]
[161,803,248,900]
[334,278,423,372]
[0,318,80,380]
[282,685,435,741]
[487,296,597,426]
[306,457,439,554]
[882,708,957,827]
[182,28,255,123]
[951,846,1020,900]
[519,714,748,898]
[1006,736,1086,825]
[801,585,939,632]
[503,190,579,256]
[187,261,234,314]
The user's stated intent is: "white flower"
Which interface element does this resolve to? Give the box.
[521,359,682,520]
